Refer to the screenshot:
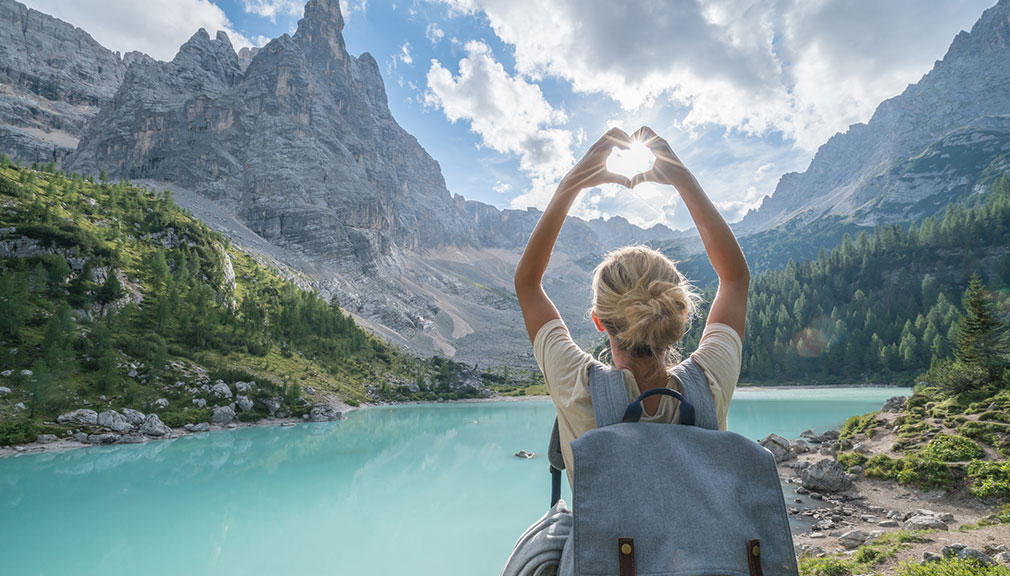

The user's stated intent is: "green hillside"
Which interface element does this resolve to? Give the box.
[676,177,1010,385]
[0,158,498,445]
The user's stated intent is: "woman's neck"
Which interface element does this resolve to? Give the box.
[609,336,668,389]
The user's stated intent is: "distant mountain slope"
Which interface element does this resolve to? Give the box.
[0,160,503,444]
[0,0,127,164]
[737,0,1010,236]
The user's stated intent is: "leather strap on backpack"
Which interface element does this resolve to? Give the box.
[747,539,764,576]
[618,538,636,576]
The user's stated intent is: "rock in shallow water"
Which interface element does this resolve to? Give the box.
[309,404,343,422]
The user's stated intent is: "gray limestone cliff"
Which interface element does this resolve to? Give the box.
[0,0,127,164]
[737,0,1010,234]
[42,0,666,363]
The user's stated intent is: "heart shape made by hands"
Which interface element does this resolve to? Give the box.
[606,141,656,182]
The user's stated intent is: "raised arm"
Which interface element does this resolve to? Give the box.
[514,128,633,344]
[632,126,749,339]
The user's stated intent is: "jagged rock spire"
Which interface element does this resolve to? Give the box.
[294,0,349,73]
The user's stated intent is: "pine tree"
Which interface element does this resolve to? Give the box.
[96,271,125,314]
[954,274,1010,378]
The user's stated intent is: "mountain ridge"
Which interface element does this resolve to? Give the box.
[737,0,1010,236]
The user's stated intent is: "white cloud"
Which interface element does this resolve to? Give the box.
[425,40,575,210]
[22,0,256,61]
[431,0,993,151]
[240,0,302,23]
[398,42,413,65]
[426,22,445,43]
[339,0,368,21]
[492,181,511,194]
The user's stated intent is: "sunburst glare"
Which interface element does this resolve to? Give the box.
[606,141,655,179]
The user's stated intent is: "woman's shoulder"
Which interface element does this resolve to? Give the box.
[533,318,595,381]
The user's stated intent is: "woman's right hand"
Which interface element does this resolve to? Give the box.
[561,127,634,190]
[630,126,692,189]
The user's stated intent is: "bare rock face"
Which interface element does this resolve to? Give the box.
[0,0,127,164]
[737,0,1010,235]
[212,405,235,425]
[800,458,853,493]
[57,409,98,426]
[140,414,170,437]
[97,410,134,433]
[60,0,653,363]
[759,433,796,463]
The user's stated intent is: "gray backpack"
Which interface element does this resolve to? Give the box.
[545,359,799,576]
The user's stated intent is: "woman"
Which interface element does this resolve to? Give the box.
[513,126,749,487]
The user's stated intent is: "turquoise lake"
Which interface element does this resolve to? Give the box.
[0,387,908,576]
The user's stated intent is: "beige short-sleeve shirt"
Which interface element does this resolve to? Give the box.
[533,319,742,486]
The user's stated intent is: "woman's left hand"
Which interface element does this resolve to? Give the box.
[561,128,634,190]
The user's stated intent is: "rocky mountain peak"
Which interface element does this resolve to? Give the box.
[295,0,349,72]
[172,28,241,86]
[945,0,1010,61]
[736,0,1010,236]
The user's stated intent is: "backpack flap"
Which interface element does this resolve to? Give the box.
[570,423,799,576]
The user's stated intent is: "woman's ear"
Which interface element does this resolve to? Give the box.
[591,311,606,333]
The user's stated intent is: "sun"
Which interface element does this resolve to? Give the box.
[606,141,655,179]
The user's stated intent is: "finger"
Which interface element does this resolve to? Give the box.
[631,168,661,188]
[600,171,633,189]
[599,127,632,150]
[634,126,666,151]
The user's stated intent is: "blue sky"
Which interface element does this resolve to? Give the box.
[24,0,997,230]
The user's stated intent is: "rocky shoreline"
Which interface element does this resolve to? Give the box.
[0,394,555,460]
[762,397,1010,571]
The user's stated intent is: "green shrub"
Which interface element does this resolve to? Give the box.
[0,418,37,445]
[922,434,985,461]
[236,410,267,423]
[852,547,881,564]
[895,456,953,489]
[958,421,1008,447]
[798,556,850,576]
[979,411,1010,423]
[865,454,901,479]
[896,558,1010,575]
[866,454,953,489]
[966,461,1010,499]
[840,412,878,440]
[837,451,868,471]
[158,408,213,428]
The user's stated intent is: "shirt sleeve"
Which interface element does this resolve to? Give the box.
[533,318,595,427]
[689,322,743,430]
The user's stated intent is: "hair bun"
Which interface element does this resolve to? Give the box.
[590,246,700,358]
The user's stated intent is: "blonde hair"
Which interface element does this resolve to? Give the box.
[591,245,701,358]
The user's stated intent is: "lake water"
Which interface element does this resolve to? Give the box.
[0,387,907,576]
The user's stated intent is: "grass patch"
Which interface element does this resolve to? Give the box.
[896,558,1010,575]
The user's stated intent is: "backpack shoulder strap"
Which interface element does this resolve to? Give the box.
[588,361,631,428]
[669,356,719,430]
